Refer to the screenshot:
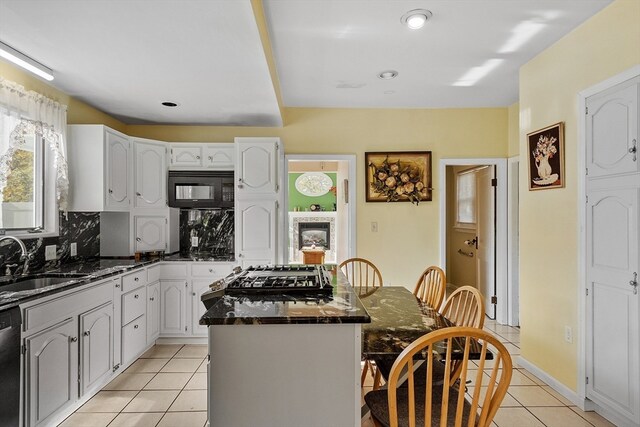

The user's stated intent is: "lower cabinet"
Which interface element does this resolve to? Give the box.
[147,282,161,343]
[80,302,113,395]
[160,280,188,335]
[191,279,214,336]
[25,318,79,427]
[122,315,147,365]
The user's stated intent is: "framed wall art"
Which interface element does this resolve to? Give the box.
[527,122,565,191]
[365,151,432,204]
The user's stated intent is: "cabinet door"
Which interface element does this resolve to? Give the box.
[26,318,79,427]
[134,139,167,209]
[160,280,187,335]
[235,138,279,196]
[122,315,146,365]
[134,215,167,252]
[171,144,203,167]
[191,279,215,336]
[236,199,278,267]
[147,282,161,344]
[105,131,130,211]
[204,144,235,169]
[80,302,113,395]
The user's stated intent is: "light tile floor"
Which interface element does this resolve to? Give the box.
[60,344,208,427]
[361,320,616,427]
[60,324,616,427]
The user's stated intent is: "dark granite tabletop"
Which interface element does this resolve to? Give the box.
[359,286,453,357]
[199,267,371,325]
[0,258,160,312]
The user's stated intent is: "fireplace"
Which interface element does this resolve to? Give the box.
[299,222,330,250]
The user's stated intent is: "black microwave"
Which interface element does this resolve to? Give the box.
[168,170,234,208]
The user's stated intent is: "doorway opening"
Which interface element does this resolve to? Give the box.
[284,155,356,265]
[439,158,509,324]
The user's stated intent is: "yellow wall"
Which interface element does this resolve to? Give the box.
[507,102,519,157]
[518,0,640,390]
[0,62,127,132]
[130,107,508,287]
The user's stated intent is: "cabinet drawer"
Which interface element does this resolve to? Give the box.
[191,263,234,278]
[147,264,161,283]
[160,263,188,278]
[24,280,112,333]
[122,315,146,365]
[122,287,146,325]
[122,269,147,293]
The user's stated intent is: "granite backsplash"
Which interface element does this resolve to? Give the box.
[0,212,100,275]
[179,209,234,257]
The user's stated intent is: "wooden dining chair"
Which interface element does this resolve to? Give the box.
[364,326,513,427]
[339,257,383,294]
[339,257,384,389]
[441,286,486,329]
[413,266,446,310]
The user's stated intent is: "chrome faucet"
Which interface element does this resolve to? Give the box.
[0,236,32,275]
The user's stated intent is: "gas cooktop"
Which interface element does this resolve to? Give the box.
[223,265,333,295]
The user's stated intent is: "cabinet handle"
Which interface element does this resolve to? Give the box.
[192,292,196,296]
[134,324,139,329]
[136,237,142,242]
[208,156,213,161]
[150,297,155,301]
[238,253,243,258]
[108,189,113,194]
[134,277,140,282]
[196,155,201,159]
[115,283,120,288]
[630,139,637,161]
[136,192,141,197]
[83,331,90,337]
[70,337,78,343]
[209,268,213,273]
[134,294,139,299]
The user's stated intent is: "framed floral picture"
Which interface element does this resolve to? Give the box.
[527,122,565,191]
[365,151,432,204]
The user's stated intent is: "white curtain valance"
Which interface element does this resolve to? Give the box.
[0,77,69,211]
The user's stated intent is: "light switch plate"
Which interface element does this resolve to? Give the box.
[70,242,77,257]
[45,245,57,261]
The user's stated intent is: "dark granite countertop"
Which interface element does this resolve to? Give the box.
[0,258,159,312]
[199,268,371,325]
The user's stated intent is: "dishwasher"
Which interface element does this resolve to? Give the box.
[0,307,21,426]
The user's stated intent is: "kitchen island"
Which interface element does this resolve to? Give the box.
[200,266,370,427]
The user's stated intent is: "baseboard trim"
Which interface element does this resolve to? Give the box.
[516,356,594,411]
[156,336,208,345]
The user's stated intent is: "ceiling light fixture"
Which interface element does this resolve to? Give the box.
[378,70,398,80]
[161,101,179,107]
[0,40,54,81]
[401,9,433,30]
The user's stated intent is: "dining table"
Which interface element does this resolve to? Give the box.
[359,286,490,381]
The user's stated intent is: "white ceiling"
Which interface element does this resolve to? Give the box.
[0,0,612,125]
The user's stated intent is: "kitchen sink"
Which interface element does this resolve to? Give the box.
[0,275,88,293]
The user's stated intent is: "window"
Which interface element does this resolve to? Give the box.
[455,168,476,229]
[0,118,45,230]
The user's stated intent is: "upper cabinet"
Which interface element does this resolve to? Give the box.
[170,143,234,170]
[67,125,131,212]
[133,138,167,209]
[235,137,280,196]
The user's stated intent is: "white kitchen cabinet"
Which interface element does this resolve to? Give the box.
[147,282,160,344]
[236,199,278,267]
[235,137,279,196]
[67,125,131,212]
[134,215,167,252]
[122,315,146,365]
[204,143,234,169]
[160,280,188,335]
[79,302,113,395]
[170,144,204,168]
[134,138,167,209]
[25,317,79,427]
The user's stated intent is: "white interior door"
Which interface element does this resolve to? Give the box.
[586,76,639,426]
[476,166,496,319]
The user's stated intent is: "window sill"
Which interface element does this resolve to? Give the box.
[453,225,476,233]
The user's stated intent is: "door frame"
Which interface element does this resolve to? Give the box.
[283,154,357,263]
[577,64,640,410]
[507,156,520,326]
[439,158,509,324]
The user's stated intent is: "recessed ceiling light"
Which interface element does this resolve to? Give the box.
[161,101,179,107]
[401,9,433,30]
[378,70,398,80]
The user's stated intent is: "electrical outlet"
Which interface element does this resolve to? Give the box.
[564,326,573,343]
[70,242,77,257]
[45,245,57,261]
[371,222,378,233]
